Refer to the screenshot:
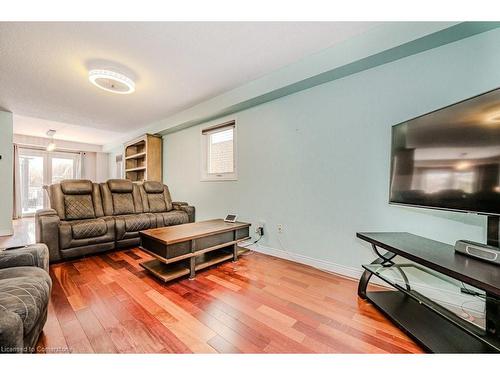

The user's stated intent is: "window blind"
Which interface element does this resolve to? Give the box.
[201,120,235,135]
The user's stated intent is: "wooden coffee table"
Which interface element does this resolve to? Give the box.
[139,219,251,282]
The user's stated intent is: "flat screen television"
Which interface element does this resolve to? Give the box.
[389,88,500,216]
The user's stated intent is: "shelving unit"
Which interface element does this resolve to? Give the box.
[124,134,162,182]
[357,231,500,353]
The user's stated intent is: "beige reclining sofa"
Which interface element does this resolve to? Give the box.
[35,179,194,262]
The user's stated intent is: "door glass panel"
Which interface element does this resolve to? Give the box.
[20,154,44,215]
[51,157,75,183]
[19,149,79,216]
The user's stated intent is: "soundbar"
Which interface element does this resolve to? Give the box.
[455,240,500,265]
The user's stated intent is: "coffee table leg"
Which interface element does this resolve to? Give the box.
[232,244,238,262]
[189,239,196,279]
[231,230,238,262]
[189,257,196,279]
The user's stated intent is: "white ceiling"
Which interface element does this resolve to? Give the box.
[0,22,380,139]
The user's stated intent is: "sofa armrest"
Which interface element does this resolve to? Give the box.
[0,310,24,353]
[0,244,49,272]
[36,208,58,217]
[35,209,61,263]
[172,201,188,206]
[172,202,195,223]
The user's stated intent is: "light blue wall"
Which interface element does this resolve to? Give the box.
[0,111,13,235]
[164,29,500,269]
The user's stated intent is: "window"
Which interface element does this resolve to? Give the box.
[201,120,237,181]
[51,156,76,183]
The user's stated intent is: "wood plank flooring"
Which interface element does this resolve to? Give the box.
[36,248,424,353]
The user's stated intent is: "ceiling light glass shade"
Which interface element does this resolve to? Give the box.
[46,142,56,152]
[88,69,135,94]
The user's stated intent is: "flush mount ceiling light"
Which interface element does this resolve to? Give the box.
[46,129,56,152]
[88,69,135,94]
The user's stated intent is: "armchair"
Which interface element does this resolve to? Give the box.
[0,244,52,353]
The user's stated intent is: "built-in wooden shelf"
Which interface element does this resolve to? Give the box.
[123,134,162,182]
[125,166,147,172]
[125,152,147,160]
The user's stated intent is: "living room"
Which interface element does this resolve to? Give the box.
[1,1,500,372]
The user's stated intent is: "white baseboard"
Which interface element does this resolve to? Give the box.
[239,241,484,319]
[239,240,364,280]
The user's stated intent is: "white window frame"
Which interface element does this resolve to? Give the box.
[201,120,238,181]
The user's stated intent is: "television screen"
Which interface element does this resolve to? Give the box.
[390,88,500,216]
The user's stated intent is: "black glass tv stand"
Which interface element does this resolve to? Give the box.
[356,232,500,353]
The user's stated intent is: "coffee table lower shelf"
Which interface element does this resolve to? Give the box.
[141,247,247,282]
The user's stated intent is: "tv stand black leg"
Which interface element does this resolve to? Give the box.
[487,216,499,248]
[486,292,500,339]
[358,269,374,299]
[358,245,396,299]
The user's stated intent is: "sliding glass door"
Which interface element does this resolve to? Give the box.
[51,155,77,183]
[19,148,80,216]
[19,149,45,215]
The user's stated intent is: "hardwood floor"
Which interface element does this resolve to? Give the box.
[36,248,424,353]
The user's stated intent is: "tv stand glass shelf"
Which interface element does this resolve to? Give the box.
[363,263,487,332]
[357,232,500,353]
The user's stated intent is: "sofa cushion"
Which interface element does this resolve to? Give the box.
[59,217,115,250]
[143,181,164,193]
[140,182,173,213]
[148,193,168,213]
[114,213,155,240]
[154,210,189,227]
[112,193,135,215]
[107,179,133,193]
[123,214,152,232]
[0,267,51,334]
[100,180,143,217]
[70,219,108,239]
[108,180,135,214]
[60,179,93,195]
[64,194,95,220]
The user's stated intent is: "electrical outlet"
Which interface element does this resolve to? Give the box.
[255,220,265,236]
[277,224,283,234]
